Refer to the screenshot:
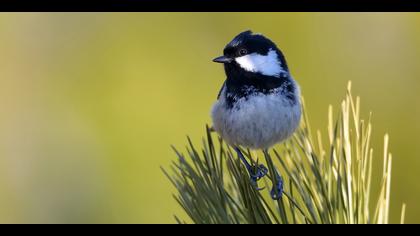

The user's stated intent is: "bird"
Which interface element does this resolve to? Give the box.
[211,30,302,199]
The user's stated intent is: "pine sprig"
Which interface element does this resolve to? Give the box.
[163,82,405,224]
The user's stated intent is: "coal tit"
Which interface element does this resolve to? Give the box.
[211,30,301,199]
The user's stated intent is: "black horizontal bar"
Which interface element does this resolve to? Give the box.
[1,0,420,12]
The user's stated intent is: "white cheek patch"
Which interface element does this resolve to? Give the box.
[235,49,286,77]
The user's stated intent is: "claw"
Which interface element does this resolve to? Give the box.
[235,147,268,190]
[250,179,266,191]
[250,164,268,181]
[250,164,268,190]
[270,169,284,200]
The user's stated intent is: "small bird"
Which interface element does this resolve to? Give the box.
[211,30,302,199]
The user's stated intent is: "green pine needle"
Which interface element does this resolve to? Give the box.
[163,82,405,224]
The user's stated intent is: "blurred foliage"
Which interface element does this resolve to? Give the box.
[0,13,419,223]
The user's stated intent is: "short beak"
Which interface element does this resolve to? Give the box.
[213,55,233,64]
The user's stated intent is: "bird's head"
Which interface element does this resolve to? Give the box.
[213,30,289,79]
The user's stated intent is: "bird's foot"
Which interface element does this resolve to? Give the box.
[270,169,284,200]
[234,147,268,190]
[249,164,268,190]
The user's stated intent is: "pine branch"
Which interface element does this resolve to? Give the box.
[163,81,405,224]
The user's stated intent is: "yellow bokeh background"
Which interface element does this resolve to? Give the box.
[0,13,419,223]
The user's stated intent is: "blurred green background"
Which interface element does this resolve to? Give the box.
[0,13,419,224]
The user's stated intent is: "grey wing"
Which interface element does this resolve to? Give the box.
[217,81,226,100]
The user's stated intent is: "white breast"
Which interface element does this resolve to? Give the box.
[211,82,301,150]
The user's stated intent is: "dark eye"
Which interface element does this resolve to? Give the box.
[238,48,248,56]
